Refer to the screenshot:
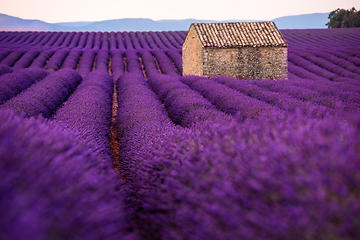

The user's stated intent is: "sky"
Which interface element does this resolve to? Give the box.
[1,0,359,23]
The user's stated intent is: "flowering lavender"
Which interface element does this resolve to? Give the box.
[152,49,179,77]
[61,48,83,70]
[28,32,47,46]
[214,76,331,117]
[116,32,126,51]
[13,49,40,69]
[44,32,62,47]
[181,75,279,119]
[123,32,134,50]
[53,70,114,163]
[76,31,89,49]
[77,49,96,77]
[101,32,110,50]
[93,32,102,51]
[149,32,168,49]
[52,32,69,47]
[136,32,151,50]
[143,32,159,49]
[0,67,49,105]
[36,32,56,46]
[0,49,26,67]
[115,73,174,177]
[138,50,160,78]
[0,64,12,76]
[0,69,82,118]
[166,49,183,74]
[95,49,110,72]
[163,32,182,49]
[0,50,11,62]
[126,111,360,240]
[22,32,41,45]
[45,48,70,71]
[29,48,56,68]
[110,49,125,82]
[250,79,356,116]
[0,109,138,240]
[68,32,82,48]
[147,74,232,126]
[129,32,143,51]
[83,31,95,49]
[157,32,177,49]
[124,49,143,76]
[109,32,117,50]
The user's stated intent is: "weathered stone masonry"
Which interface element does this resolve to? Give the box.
[183,22,288,80]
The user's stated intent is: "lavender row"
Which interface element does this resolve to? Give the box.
[110,49,125,82]
[95,49,109,72]
[292,50,360,80]
[147,74,232,126]
[62,48,82,70]
[0,69,82,118]
[214,76,331,117]
[0,110,136,240]
[29,48,56,68]
[181,75,279,120]
[45,48,70,71]
[152,49,179,77]
[124,49,143,76]
[13,49,40,69]
[250,79,359,116]
[129,111,360,239]
[166,49,182,74]
[138,50,160,78]
[0,67,49,104]
[53,70,114,163]
[0,64,12,76]
[0,49,26,67]
[115,73,176,234]
[77,49,96,77]
[0,49,11,62]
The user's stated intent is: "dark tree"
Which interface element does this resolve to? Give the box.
[326,7,360,28]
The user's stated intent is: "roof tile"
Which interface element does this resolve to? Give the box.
[191,22,287,48]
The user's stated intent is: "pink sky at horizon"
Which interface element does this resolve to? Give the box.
[1,0,359,23]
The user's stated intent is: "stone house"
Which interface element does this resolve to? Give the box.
[182,22,288,80]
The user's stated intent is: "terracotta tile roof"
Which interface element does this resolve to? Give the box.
[191,22,287,48]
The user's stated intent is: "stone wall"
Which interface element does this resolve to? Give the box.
[203,46,288,80]
[182,25,204,76]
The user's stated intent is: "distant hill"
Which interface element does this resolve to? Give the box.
[0,12,329,31]
[272,13,329,29]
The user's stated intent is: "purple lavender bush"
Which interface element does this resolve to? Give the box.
[95,49,110,72]
[115,73,174,179]
[62,48,83,70]
[77,49,96,77]
[110,49,125,83]
[125,111,360,240]
[0,49,26,67]
[152,49,179,77]
[45,48,70,71]
[0,64,12,76]
[181,75,279,120]
[29,48,56,68]
[53,70,114,163]
[0,109,138,240]
[147,74,232,126]
[0,69,82,118]
[13,49,40,69]
[0,67,49,104]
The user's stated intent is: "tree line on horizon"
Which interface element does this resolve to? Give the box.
[326,7,360,28]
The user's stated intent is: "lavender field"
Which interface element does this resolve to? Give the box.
[0,28,360,239]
